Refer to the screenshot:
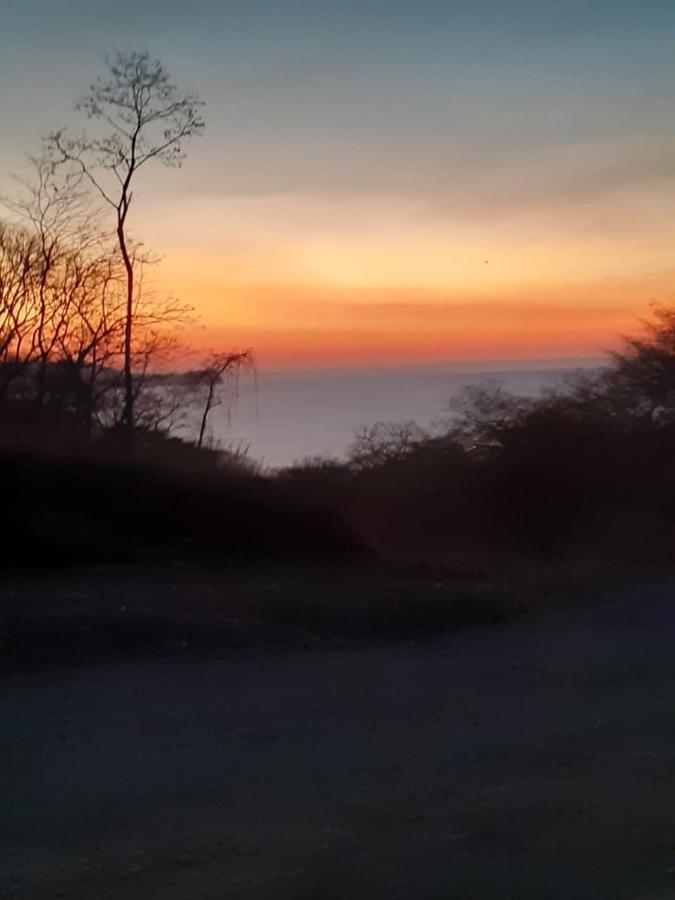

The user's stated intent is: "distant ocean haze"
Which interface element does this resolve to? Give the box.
[183,361,601,469]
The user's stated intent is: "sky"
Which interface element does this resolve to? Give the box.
[2,0,675,367]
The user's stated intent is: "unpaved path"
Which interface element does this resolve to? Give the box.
[3,587,675,899]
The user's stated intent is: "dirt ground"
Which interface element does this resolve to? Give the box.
[3,574,675,899]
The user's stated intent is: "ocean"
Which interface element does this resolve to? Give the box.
[196,361,600,469]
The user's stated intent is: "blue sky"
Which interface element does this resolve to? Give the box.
[4,0,675,202]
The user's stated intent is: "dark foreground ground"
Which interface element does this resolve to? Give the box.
[2,570,675,899]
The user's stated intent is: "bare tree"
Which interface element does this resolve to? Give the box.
[54,247,127,429]
[0,222,39,397]
[349,421,427,470]
[193,351,253,449]
[445,382,535,455]
[3,154,97,415]
[0,209,191,433]
[49,51,205,439]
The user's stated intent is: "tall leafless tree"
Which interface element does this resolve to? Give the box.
[48,51,205,439]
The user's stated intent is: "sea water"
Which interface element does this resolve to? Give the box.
[197,360,599,469]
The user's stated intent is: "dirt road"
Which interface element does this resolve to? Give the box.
[3,586,675,899]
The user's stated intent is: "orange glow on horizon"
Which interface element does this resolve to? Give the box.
[160,266,675,369]
[134,184,675,370]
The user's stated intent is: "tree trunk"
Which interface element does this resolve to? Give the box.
[36,356,48,419]
[85,355,97,435]
[198,382,215,448]
[118,222,134,444]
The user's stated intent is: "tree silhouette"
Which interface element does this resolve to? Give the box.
[49,51,205,440]
[194,351,252,449]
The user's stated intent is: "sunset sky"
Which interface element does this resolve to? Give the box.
[3,1,675,367]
